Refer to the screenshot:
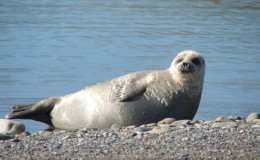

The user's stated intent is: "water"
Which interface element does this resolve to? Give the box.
[0,0,259,133]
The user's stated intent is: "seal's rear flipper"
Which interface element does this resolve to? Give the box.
[6,97,61,126]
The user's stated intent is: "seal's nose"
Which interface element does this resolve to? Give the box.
[183,62,189,67]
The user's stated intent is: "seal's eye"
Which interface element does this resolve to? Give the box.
[192,58,200,65]
[177,58,183,63]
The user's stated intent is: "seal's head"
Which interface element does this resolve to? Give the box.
[169,50,205,83]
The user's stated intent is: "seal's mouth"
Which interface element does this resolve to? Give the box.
[179,62,194,74]
[180,69,192,74]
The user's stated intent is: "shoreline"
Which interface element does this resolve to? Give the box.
[1,114,259,159]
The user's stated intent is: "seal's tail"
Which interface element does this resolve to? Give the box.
[6,97,61,126]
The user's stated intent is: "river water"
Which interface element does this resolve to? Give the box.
[0,0,259,133]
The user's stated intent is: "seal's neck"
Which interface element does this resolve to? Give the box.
[169,69,204,96]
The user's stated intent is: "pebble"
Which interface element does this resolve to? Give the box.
[0,133,14,140]
[157,124,171,128]
[171,120,191,126]
[146,123,157,127]
[133,127,151,133]
[161,118,176,124]
[0,113,259,159]
[194,123,203,128]
[215,116,236,122]
[192,120,200,123]
[211,122,238,128]
[238,123,250,129]
[147,127,170,134]
[204,121,214,125]
[251,124,260,128]
[215,116,229,122]
[126,125,137,129]
[9,138,20,142]
[181,137,190,141]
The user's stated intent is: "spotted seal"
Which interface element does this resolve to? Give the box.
[6,50,205,130]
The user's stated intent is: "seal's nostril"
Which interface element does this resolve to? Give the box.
[183,62,189,67]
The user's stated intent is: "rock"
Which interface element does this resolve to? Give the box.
[192,120,200,123]
[227,115,242,121]
[0,119,25,135]
[199,120,205,123]
[157,121,165,125]
[246,113,260,123]
[126,125,137,129]
[38,131,47,134]
[251,124,260,128]
[252,119,260,124]
[181,137,190,141]
[161,118,176,124]
[0,133,14,140]
[157,124,171,128]
[146,123,157,127]
[211,122,238,128]
[148,127,170,134]
[82,127,98,131]
[171,120,191,126]
[215,116,229,122]
[202,125,210,129]
[215,116,236,122]
[133,127,152,133]
[111,124,121,129]
[186,127,194,131]
[194,123,203,128]
[204,121,214,125]
[238,123,250,129]
[10,138,20,142]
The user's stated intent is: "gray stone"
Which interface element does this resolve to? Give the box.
[0,133,14,140]
[215,116,236,122]
[252,119,260,124]
[194,123,203,128]
[126,125,137,129]
[146,123,157,127]
[161,118,176,124]
[0,119,25,135]
[215,116,229,122]
[10,138,20,142]
[171,120,191,126]
[158,124,171,128]
[199,120,205,123]
[227,115,242,121]
[192,120,200,123]
[211,122,238,128]
[238,123,250,129]
[204,121,214,125]
[181,137,190,141]
[133,127,152,133]
[246,113,260,123]
[148,127,170,134]
[251,124,260,128]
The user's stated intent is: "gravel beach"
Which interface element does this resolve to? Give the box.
[1,115,259,160]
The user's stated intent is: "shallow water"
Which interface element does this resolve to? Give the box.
[0,0,260,133]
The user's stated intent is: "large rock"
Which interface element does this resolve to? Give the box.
[246,113,260,123]
[0,119,25,135]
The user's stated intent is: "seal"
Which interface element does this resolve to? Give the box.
[6,50,205,130]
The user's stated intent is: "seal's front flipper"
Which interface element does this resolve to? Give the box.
[6,97,61,125]
[116,82,147,102]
